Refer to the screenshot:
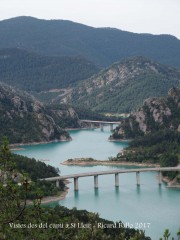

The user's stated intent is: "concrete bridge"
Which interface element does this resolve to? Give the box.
[41,167,180,190]
[80,119,121,131]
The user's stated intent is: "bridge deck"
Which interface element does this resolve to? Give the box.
[80,120,121,124]
[41,167,180,181]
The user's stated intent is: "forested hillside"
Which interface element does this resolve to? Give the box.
[13,154,60,180]
[0,48,99,92]
[60,57,180,113]
[0,82,74,143]
[13,153,65,199]
[0,16,180,67]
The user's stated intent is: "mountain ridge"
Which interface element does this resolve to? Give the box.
[58,56,180,113]
[1,16,180,67]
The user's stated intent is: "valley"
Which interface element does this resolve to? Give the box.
[0,15,180,240]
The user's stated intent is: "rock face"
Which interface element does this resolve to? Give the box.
[49,106,81,129]
[0,83,71,143]
[111,87,180,139]
[59,56,180,113]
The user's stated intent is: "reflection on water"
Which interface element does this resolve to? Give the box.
[158,185,162,197]
[115,186,120,197]
[136,185,141,195]
[94,188,99,198]
[74,190,79,199]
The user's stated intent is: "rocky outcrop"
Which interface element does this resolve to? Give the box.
[111,87,180,139]
[0,83,71,143]
[178,125,180,132]
[47,106,81,129]
[59,56,180,113]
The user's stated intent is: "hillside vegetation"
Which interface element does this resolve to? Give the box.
[13,154,60,181]
[60,57,180,113]
[110,88,180,180]
[13,153,65,200]
[0,16,180,68]
[0,48,99,92]
[0,82,75,144]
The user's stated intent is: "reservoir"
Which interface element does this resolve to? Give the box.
[15,127,180,239]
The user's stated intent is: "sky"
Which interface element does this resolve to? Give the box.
[0,0,180,39]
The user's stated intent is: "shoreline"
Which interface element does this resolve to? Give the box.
[108,138,132,142]
[10,126,100,150]
[10,127,126,149]
[41,188,69,205]
[162,176,180,189]
[27,189,68,205]
[27,180,70,205]
[10,138,72,150]
[61,159,160,167]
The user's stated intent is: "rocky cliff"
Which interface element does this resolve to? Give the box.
[0,83,72,144]
[48,105,81,129]
[111,87,180,139]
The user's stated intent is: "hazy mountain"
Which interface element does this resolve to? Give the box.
[0,82,81,143]
[0,48,99,92]
[58,57,180,113]
[0,16,180,67]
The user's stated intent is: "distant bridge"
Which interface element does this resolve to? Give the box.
[40,167,180,190]
[80,119,121,131]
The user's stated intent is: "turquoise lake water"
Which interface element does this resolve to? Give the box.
[14,127,180,240]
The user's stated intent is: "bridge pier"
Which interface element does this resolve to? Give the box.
[100,123,104,131]
[56,180,59,188]
[41,167,179,190]
[115,173,119,187]
[158,171,162,185]
[74,177,79,191]
[136,172,140,186]
[110,123,113,131]
[94,175,98,188]
[90,123,94,129]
